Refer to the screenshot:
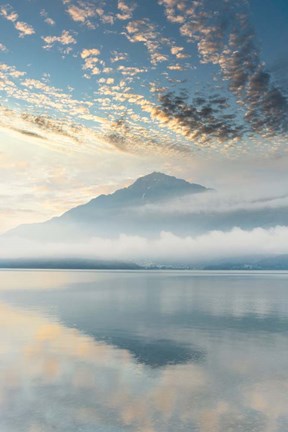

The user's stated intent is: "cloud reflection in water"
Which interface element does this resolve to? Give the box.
[0,271,288,432]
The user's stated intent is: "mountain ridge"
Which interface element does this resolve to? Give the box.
[4,171,288,243]
[62,171,210,218]
[5,172,210,240]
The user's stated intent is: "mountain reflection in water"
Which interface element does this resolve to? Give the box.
[0,270,288,432]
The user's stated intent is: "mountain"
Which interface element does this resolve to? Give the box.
[63,171,209,211]
[5,171,288,243]
[6,172,210,241]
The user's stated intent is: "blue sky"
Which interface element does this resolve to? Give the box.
[0,0,287,230]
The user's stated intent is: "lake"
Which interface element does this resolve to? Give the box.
[0,270,288,432]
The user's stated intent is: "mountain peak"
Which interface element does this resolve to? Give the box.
[6,172,211,241]
[132,171,181,185]
[141,171,171,178]
[124,171,208,202]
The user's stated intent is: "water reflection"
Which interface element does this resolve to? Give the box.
[0,271,288,431]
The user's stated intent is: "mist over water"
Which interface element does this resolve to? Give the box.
[3,225,288,265]
[3,179,288,266]
[1,270,288,432]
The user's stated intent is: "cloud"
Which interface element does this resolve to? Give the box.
[0,43,7,52]
[110,50,129,63]
[101,110,194,155]
[0,106,113,157]
[66,3,96,27]
[42,30,77,49]
[40,9,55,26]
[158,0,186,23]
[0,63,194,158]
[117,65,147,76]
[125,19,171,65]
[80,48,103,76]
[0,63,26,78]
[81,48,100,59]
[0,56,197,158]
[15,21,35,37]
[99,77,115,85]
[4,226,288,264]
[117,0,137,20]
[153,91,246,145]
[0,4,35,37]
[0,4,18,22]
[1,0,286,159]
[134,189,288,216]
[167,64,186,71]
[0,64,109,127]
[158,0,288,139]
[170,45,189,59]
[65,0,115,28]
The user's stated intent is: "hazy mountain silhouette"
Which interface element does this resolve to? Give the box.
[5,172,210,240]
[4,171,288,242]
[61,171,209,218]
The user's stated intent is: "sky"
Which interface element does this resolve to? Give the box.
[0,0,288,232]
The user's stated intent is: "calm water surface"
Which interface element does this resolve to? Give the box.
[0,270,288,432]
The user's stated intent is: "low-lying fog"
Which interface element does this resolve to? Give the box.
[2,187,288,265]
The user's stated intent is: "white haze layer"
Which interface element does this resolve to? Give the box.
[132,189,288,216]
[2,225,288,264]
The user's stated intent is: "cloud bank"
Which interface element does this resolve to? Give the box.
[158,0,288,140]
[0,0,287,157]
[133,189,288,216]
[3,226,288,264]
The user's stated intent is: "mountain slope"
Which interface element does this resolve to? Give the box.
[62,171,209,218]
[6,172,210,240]
[5,171,288,243]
